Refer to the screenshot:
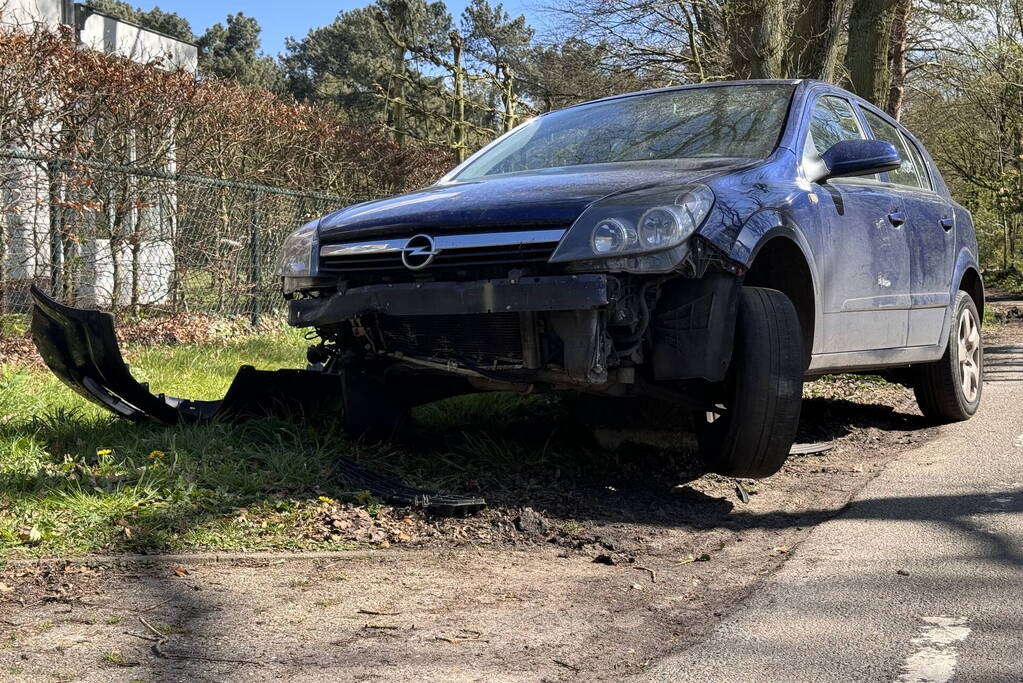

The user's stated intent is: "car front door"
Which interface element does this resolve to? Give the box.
[804,93,911,354]
[859,107,956,347]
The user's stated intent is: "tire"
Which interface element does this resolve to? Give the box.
[697,287,804,478]
[341,369,409,438]
[913,290,983,422]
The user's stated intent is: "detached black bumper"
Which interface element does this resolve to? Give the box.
[28,286,487,513]
[29,286,343,425]
[288,274,610,327]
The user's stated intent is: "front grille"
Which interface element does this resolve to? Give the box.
[318,228,567,283]
[321,243,555,275]
[375,313,523,365]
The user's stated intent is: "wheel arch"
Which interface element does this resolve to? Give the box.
[744,232,820,363]
[959,266,984,324]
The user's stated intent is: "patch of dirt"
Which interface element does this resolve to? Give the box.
[0,334,35,366]
[985,300,1023,344]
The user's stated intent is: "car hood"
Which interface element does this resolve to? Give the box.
[316,159,752,242]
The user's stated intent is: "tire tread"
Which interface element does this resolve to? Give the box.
[703,286,804,478]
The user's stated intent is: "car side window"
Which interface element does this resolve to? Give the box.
[808,96,864,156]
[861,109,930,190]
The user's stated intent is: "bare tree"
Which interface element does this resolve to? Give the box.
[783,0,847,80]
[726,0,785,78]
[885,0,912,118]
[844,0,899,105]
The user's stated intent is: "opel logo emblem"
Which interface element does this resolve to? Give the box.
[401,234,439,270]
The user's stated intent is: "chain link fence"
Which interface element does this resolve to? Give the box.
[0,148,346,323]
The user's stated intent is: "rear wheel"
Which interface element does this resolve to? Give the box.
[913,290,983,421]
[697,287,804,478]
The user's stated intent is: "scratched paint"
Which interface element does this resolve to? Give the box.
[896,616,971,683]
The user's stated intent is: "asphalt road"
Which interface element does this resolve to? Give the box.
[649,341,1023,682]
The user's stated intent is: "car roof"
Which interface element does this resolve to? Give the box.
[561,79,808,111]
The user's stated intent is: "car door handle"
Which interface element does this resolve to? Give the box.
[940,217,954,231]
[887,211,906,227]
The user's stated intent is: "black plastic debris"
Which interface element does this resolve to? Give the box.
[29,286,485,515]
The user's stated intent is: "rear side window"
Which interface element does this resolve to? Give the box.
[861,109,930,190]
[808,96,864,156]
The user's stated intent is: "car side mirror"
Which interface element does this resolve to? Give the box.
[820,139,901,181]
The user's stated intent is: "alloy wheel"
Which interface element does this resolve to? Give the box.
[957,306,982,403]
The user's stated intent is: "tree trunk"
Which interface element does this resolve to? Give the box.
[844,0,899,106]
[783,0,847,80]
[499,64,517,133]
[390,41,407,147]
[450,32,466,163]
[1003,209,1010,271]
[727,0,785,79]
[885,0,912,119]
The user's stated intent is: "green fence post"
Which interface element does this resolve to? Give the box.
[249,188,263,327]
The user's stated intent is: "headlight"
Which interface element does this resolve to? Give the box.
[277,219,320,293]
[549,184,714,272]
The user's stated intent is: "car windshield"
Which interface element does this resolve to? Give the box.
[453,84,795,180]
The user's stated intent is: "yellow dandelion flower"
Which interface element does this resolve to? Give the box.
[148,450,166,460]
[317,495,334,504]
[96,448,112,456]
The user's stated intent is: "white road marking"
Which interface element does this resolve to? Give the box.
[896,616,971,683]
[1014,434,1023,451]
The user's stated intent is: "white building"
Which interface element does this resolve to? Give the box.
[1,0,198,309]
[3,1,197,70]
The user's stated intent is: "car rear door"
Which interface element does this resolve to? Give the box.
[858,107,955,347]
[803,93,910,353]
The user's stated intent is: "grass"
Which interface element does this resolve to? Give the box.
[0,328,355,559]
[1,314,718,559]
[0,324,642,559]
[100,651,135,667]
[0,314,29,338]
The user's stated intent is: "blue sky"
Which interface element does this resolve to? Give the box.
[141,0,538,56]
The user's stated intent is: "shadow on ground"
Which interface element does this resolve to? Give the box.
[983,344,1023,383]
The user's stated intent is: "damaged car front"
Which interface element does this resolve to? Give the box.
[279,81,804,478]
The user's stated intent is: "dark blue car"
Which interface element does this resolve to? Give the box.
[275,79,985,477]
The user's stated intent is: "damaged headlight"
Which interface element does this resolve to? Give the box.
[277,219,323,294]
[549,184,714,273]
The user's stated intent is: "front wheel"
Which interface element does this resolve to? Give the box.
[697,287,804,478]
[913,290,983,421]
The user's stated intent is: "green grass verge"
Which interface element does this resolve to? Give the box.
[0,330,357,558]
[0,328,625,559]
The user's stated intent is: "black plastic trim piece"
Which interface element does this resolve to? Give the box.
[30,286,343,425]
[650,273,741,382]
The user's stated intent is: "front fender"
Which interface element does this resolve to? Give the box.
[730,209,824,355]
[731,208,816,266]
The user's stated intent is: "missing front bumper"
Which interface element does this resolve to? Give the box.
[287,274,610,327]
